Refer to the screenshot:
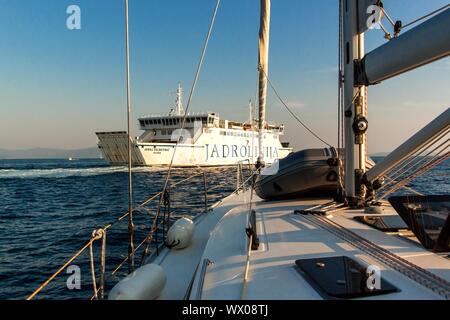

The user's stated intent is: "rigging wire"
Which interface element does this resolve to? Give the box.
[381,132,450,190]
[379,139,449,194]
[401,4,450,30]
[140,0,221,265]
[378,3,450,39]
[124,0,135,273]
[338,0,343,151]
[379,151,450,200]
[260,68,333,148]
[337,0,345,195]
[380,7,396,27]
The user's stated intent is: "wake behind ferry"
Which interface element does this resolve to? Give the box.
[96,84,292,167]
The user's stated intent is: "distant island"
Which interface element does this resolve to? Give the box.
[0,147,101,159]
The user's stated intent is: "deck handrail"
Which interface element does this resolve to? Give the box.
[26,164,254,300]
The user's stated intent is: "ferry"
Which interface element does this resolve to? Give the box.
[96,84,292,167]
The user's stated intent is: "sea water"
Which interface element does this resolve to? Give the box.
[0,158,448,299]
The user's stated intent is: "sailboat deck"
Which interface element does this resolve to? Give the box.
[188,190,450,300]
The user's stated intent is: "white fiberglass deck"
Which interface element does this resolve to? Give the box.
[152,189,450,300]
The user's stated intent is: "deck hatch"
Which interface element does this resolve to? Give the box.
[295,256,398,299]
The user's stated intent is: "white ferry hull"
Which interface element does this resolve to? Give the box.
[96,88,293,167]
[97,130,292,167]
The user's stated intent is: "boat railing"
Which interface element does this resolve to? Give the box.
[26,163,256,300]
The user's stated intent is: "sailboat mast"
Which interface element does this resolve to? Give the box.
[343,0,367,205]
[257,0,271,167]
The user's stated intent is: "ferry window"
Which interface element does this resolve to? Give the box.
[140,120,145,126]
[158,119,162,124]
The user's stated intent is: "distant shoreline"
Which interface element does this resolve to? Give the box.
[0,147,101,160]
[0,158,103,161]
[0,147,389,161]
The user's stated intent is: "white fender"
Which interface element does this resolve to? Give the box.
[108,264,166,300]
[166,217,195,249]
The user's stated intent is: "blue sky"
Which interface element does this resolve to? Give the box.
[0,0,449,152]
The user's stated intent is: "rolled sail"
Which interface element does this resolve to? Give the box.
[257,0,271,164]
